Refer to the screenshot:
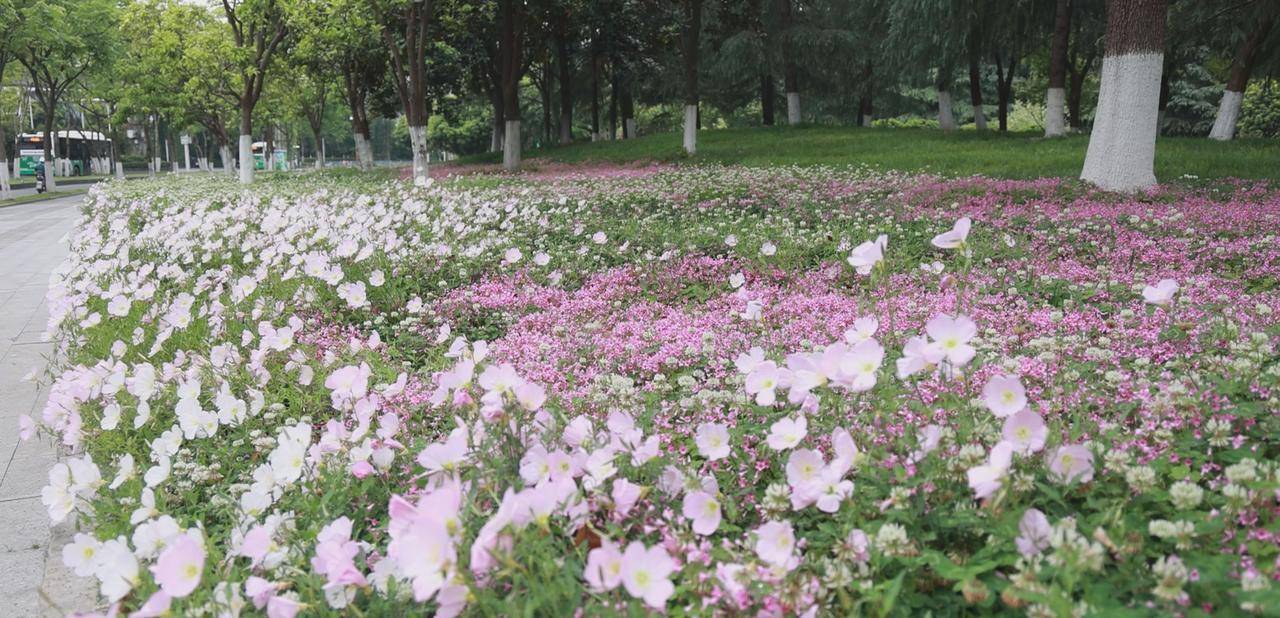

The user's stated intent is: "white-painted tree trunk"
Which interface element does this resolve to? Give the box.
[503,120,521,171]
[152,157,161,178]
[0,160,9,200]
[220,146,234,175]
[1208,90,1243,141]
[490,125,503,152]
[115,162,125,180]
[862,115,873,128]
[787,92,801,125]
[683,104,698,154]
[1044,87,1067,137]
[1081,53,1163,192]
[408,124,429,185]
[937,90,956,132]
[358,136,374,171]
[239,134,254,184]
[973,104,988,131]
[624,118,637,139]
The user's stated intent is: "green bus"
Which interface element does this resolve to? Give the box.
[16,131,113,176]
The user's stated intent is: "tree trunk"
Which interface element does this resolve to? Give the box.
[490,91,505,152]
[936,67,956,133]
[609,63,619,140]
[621,79,636,138]
[968,55,987,131]
[42,104,57,191]
[541,61,553,145]
[556,28,573,144]
[681,0,703,154]
[994,52,1017,132]
[1046,0,1072,136]
[1209,17,1274,140]
[779,0,799,125]
[760,74,775,126]
[499,0,524,171]
[239,105,253,185]
[590,52,601,141]
[0,120,9,199]
[1157,64,1170,134]
[1081,0,1168,192]
[858,61,873,127]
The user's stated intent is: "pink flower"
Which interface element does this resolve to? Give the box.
[847,235,887,275]
[982,374,1027,418]
[18,415,35,441]
[966,441,1014,500]
[612,479,642,517]
[1142,278,1179,305]
[514,382,546,411]
[896,336,944,379]
[931,216,972,249]
[131,590,172,617]
[620,542,676,608]
[843,317,878,344]
[267,595,305,618]
[239,525,272,567]
[151,533,205,598]
[584,540,624,592]
[695,422,731,460]
[766,415,807,451]
[925,314,977,366]
[755,521,796,567]
[1002,409,1047,455]
[831,339,884,392]
[682,490,722,535]
[1048,444,1095,484]
[1015,508,1052,558]
[324,363,371,407]
[745,361,791,406]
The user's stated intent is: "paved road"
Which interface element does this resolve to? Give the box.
[0,194,98,616]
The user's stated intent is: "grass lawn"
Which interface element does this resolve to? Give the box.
[457,125,1280,181]
[0,189,85,208]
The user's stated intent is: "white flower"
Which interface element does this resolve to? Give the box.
[766,416,807,451]
[1142,279,1178,305]
[694,423,731,460]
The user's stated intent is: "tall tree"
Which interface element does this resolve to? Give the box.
[498,0,526,170]
[680,0,703,154]
[1045,0,1072,136]
[1208,6,1276,140]
[0,0,17,198]
[221,0,289,184]
[777,0,800,124]
[372,0,433,184]
[15,0,118,191]
[1080,0,1167,191]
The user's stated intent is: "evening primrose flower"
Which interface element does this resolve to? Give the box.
[1015,508,1052,558]
[1142,279,1179,305]
[682,490,722,535]
[766,415,807,451]
[925,314,978,366]
[983,374,1027,417]
[847,235,887,275]
[755,521,797,567]
[761,240,777,256]
[746,361,790,406]
[694,422,731,460]
[152,533,205,598]
[966,441,1014,499]
[62,533,102,577]
[1002,410,1047,455]
[620,542,676,609]
[1048,444,1095,484]
[584,540,624,592]
[843,317,878,344]
[896,336,944,379]
[931,217,972,249]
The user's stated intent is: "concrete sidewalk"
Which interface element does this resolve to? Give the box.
[0,194,98,616]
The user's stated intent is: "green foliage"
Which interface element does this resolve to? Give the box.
[1238,79,1280,138]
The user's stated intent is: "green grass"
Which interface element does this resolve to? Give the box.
[0,189,85,208]
[457,125,1280,181]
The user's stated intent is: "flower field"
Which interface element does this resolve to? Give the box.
[27,165,1280,616]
